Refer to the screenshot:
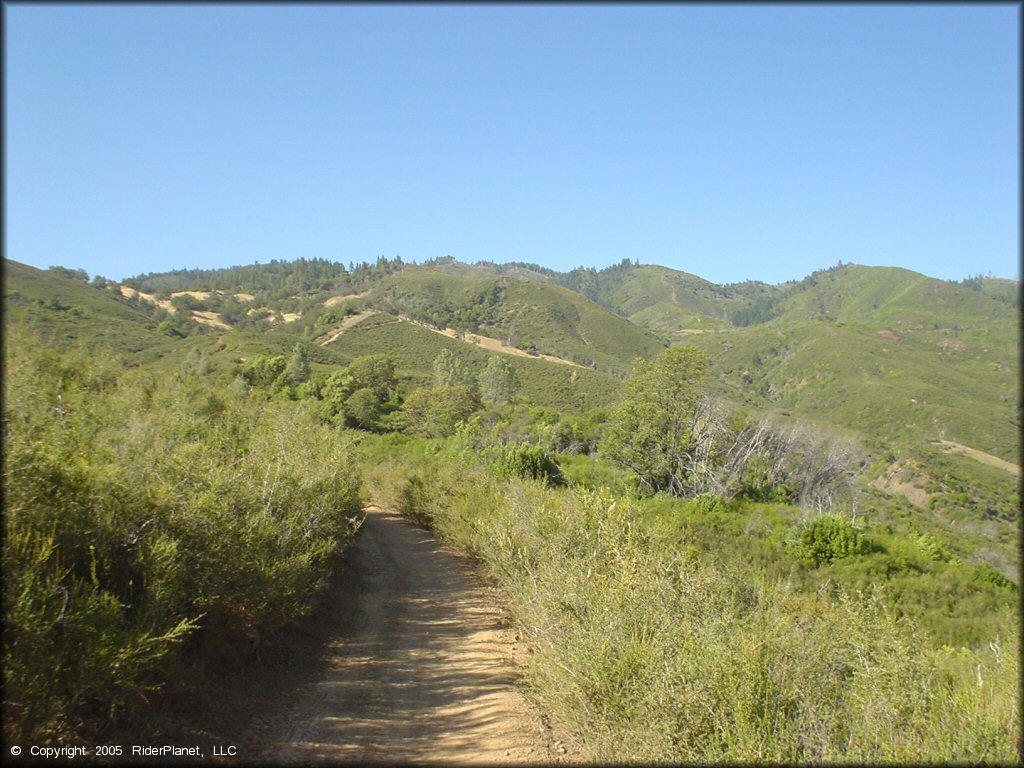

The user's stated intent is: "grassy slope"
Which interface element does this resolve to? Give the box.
[687,265,1018,460]
[596,265,741,337]
[682,265,1020,576]
[364,268,666,375]
[321,312,622,416]
[3,260,183,365]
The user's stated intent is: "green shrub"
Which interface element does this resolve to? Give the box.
[3,336,364,743]
[391,458,1019,762]
[972,562,1015,591]
[787,513,869,566]
[493,443,564,486]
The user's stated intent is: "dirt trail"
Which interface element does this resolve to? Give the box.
[933,440,1021,477]
[260,508,558,765]
[317,310,379,346]
[397,316,584,369]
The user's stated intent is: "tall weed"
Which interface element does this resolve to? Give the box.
[392,453,1020,763]
[3,334,363,742]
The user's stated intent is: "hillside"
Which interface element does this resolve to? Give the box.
[352,268,667,376]
[313,310,622,417]
[4,255,1019,759]
[3,261,183,364]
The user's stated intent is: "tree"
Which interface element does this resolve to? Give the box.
[347,354,397,400]
[601,346,709,495]
[240,355,287,388]
[396,386,479,438]
[344,387,382,429]
[479,356,518,404]
[432,350,477,394]
[287,343,310,385]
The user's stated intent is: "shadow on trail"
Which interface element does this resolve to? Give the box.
[262,509,546,765]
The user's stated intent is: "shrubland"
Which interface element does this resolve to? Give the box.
[362,434,1018,763]
[3,326,364,744]
[4,258,1019,761]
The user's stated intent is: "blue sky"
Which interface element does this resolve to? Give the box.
[5,4,1019,285]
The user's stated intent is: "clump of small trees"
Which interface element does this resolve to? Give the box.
[602,346,865,510]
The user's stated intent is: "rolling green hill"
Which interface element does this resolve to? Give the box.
[317,311,622,416]
[9,256,1017,560]
[4,254,1019,752]
[355,268,668,376]
[3,260,183,364]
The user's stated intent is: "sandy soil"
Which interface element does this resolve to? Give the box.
[144,508,563,766]
[324,292,371,307]
[263,508,558,765]
[317,311,380,346]
[398,316,584,368]
[870,459,933,508]
[191,310,232,330]
[933,440,1020,477]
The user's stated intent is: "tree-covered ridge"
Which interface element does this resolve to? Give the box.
[3,257,1019,756]
[125,256,407,297]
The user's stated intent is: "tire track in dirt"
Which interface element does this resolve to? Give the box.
[260,508,559,765]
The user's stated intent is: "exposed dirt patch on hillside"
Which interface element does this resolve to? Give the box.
[173,290,213,301]
[324,291,371,307]
[191,310,231,330]
[317,310,380,346]
[871,461,931,508]
[119,285,174,312]
[933,440,1020,477]
[400,317,585,368]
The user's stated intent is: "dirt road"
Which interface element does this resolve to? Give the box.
[257,508,557,765]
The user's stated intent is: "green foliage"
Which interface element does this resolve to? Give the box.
[396,386,479,438]
[383,451,1018,763]
[321,311,622,416]
[432,348,478,393]
[972,562,1015,591]
[602,346,709,494]
[240,354,287,388]
[347,353,397,399]
[493,444,564,486]
[479,355,519,404]
[787,513,869,566]
[3,332,363,743]
[344,387,383,429]
[287,342,310,384]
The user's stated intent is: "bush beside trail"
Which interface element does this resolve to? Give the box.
[3,333,364,744]
[386,447,1018,763]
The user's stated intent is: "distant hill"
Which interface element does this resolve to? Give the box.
[355,268,667,375]
[10,255,1017,566]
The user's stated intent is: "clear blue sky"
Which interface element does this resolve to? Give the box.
[5,4,1019,285]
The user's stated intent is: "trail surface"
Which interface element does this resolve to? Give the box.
[260,508,557,765]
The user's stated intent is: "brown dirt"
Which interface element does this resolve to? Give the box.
[259,508,561,765]
[933,440,1021,477]
[871,462,931,508]
[398,316,584,368]
[317,310,379,346]
[324,292,371,307]
[191,310,231,330]
[136,508,563,765]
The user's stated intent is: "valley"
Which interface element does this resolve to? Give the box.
[3,255,1019,762]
